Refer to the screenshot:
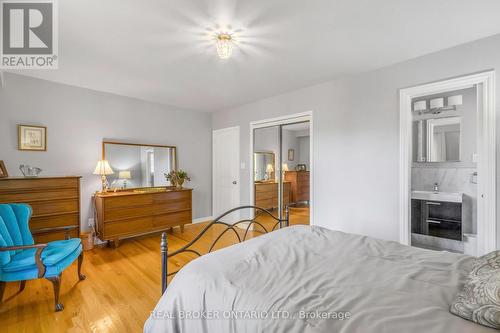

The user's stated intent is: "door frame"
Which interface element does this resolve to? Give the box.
[399,71,496,255]
[249,111,314,225]
[212,126,241,219]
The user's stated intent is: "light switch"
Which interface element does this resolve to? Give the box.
[472,153,478,163]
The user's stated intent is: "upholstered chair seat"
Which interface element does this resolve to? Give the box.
[0,203,85,311]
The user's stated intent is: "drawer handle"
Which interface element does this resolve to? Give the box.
[427,220,441,224]
[426,202,441,206]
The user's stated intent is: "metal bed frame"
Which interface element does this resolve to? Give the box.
[161,205,289,293]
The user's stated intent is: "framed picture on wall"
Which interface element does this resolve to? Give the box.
[18,125,47,151]
[288,149,295,161]
[0,161,8,178]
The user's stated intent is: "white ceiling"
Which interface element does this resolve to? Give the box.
[9,0,500,112]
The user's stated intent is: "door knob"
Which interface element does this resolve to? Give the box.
[232,181,237,184]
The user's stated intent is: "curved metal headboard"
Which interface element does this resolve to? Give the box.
[161,205,289,293]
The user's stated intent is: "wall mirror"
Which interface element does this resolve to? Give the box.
[413,116,461,163]
[254,152,275,182]
[103,141,177,189]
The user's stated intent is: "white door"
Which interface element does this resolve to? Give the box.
[213,127,240,220]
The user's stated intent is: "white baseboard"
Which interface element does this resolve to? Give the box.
[192,216,213,224]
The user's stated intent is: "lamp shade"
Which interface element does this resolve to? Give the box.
[93,160,114,175]
[266,164,274,173]
[413,100,427,112]
[448,95,463,106]
[430,98,444,109]
[282,163,289,172]
[118,170,131,179]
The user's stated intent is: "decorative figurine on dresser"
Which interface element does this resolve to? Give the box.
[93,141,192,247]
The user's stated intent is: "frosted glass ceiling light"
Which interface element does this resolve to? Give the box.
[448,95,463,107]
[430,98,444,109]
[413,100,427,112]
[215,32,233,59]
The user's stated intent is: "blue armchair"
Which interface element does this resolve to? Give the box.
[0,203,85,311]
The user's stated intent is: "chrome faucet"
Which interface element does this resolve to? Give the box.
[433,182,439,193]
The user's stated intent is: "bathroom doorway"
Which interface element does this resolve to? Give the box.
[399,72,496,256]
[250,112,313,226]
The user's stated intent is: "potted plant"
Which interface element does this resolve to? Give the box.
[165,170,177,187]
[174,170,191,189]
[165,170,191,189]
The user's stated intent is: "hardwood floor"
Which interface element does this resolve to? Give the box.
[0,208,309,333]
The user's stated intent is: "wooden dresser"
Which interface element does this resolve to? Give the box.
[0,177,81,243]
[254,181,291,210]
[285,171,310,203]
[95,188,192,246]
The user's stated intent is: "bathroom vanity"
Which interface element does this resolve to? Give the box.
[411,190,463,242]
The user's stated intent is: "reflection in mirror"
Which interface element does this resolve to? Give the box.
[427,117,461,162]
[103,142,176,189]
[413,116,461,163]
[254,152,275,182]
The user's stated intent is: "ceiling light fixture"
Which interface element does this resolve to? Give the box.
[215,32,233,59]
[413,94,463,115]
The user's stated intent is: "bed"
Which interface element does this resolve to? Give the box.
[144,207,495,333]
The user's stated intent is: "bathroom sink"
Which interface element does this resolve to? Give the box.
[411,190,463,203]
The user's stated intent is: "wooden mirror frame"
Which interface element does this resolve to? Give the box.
[102,141,178,189]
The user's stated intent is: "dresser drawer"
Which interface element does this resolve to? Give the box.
[255,183,277,193]
[153,190,191,203]
[34,229,79,244]
[0,178,78,192]
[29,199,79,217]
[255,198,276,209]
[30,213,79,230]
[255,190,277,201]
[103,205,154,222]
[104,194,153,210]
[297,172,309,181]
[104,217,153,238]
[153,211,192,228]
[0,188,78,203]
[154,199,191,214]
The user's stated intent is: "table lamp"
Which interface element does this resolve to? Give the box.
[118,170,132,188]
[265,164,274,180]
[282,163,289,180]
[93,160,114,192]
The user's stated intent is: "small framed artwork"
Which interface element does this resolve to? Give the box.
[0,161,8,178]
[288,149,295,161]
[18,125,47,151]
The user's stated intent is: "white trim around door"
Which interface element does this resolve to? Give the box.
[249,111,314,225]
[399,71,496,255]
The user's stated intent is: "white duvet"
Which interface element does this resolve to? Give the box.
[144,225,495,333]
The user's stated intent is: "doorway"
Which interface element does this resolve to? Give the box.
[250,112,313,226]
[399,71,496,256]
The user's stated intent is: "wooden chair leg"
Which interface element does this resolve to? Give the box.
[78,252,86,281]
[46,275,64,312]
[0,281,5,302]
[19,280,26,292]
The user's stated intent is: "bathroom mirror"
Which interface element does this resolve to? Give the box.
[254,152,275,182]
[103,141,177,189]
[413,116,461,163]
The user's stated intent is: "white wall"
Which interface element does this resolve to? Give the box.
[298,136,310,169]
[212,33,500,247]
[0,73,212,230]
